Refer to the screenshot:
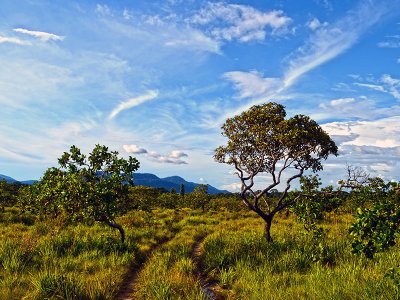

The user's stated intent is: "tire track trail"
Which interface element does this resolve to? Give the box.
[115,237,170,300]
[191,236,225,300]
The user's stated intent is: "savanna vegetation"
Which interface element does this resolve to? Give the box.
[1,102,400,300]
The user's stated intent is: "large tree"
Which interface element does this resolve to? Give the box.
[215,102,337,241]
[33,144,140,243]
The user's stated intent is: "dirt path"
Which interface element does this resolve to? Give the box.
[191,236,225,300]
[115,238,170,300]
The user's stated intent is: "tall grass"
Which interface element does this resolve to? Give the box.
[0,208,184,299]
[200,212,400,299]
[1,207,399,299]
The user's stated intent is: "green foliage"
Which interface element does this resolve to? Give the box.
[31,144,140,242]
[128,186,159,211]
[292,175,342,232]
[339,165,391,212]
[156,192,180,209]
[189,184,209,212]
[349,199,400,258]
[0,180,19,211]
[215,102,337,174]
[385,266,400,288]
[214,102,338,241]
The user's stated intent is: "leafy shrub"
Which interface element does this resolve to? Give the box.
[349,200,400,258]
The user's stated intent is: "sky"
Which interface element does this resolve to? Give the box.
[0,0,399,191]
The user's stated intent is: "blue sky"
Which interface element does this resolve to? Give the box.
[1,0,399,191]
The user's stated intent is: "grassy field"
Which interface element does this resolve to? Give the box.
[1,207,399,299]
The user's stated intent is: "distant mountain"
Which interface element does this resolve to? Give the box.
[0,172,229,194]
[134,173,229,194]
[0,174,18,183]
[0,174,37,185]
[21,180,38,185]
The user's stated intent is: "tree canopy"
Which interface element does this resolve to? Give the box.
[215,102,338,241]
[33,144,140,243]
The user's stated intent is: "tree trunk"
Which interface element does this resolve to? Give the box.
[264,216,273,243]
[105,220,125,243]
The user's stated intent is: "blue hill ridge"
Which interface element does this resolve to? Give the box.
[0,173,229,194]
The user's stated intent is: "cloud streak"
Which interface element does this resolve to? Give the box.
[218,0,391,125]
[109,90,158,120]
[283,1,386,88]
[13,28,64,42]
[0,35,30,45]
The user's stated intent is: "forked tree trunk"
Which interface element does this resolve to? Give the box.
[264,215,273,243]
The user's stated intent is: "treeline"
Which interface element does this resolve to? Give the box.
[1,146,400,259]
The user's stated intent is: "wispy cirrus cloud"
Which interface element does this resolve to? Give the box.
[218,0,392,125]
[108,90,158,120]
[223,71,281,99]
[13,28,64,42]
[283,1,387,88]
[378,32,400,48]
[164,30,221,54]
[354,74,400,99]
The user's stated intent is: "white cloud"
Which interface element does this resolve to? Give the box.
[221,182,242,191]
[223,71,281,99]
[217,1,388,126]
[156,156,187,164]
[95,4,112,16]
[123,144,147,154]
[378,41,400,48]
[123,144,188,164]
[378,34,400,48]
[354,74,400,99]
[284,2,385,88]
[109,90,158,120]
[149,150,188,164]
[189,2,292,43]
[144,15,165,26]
[322,116,400,148]
[397,58,400,63]
[382,74,400,99]
[123,9,133,20]
[354,83,385,92]
[321,117,400,182]
[13,28,64,42]
[165,30,221,54]
[169,150,188,158]
[48,120,97,140]
[0,35,30,45]
[307,18,328,30]
[328,97,355,107]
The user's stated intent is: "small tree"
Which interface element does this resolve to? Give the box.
[215,102,337,241]
[180,183,185,197]
[0,179,15,212]
[349,179,400,258]
[33,145,139,243]
[191,184,209,212]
